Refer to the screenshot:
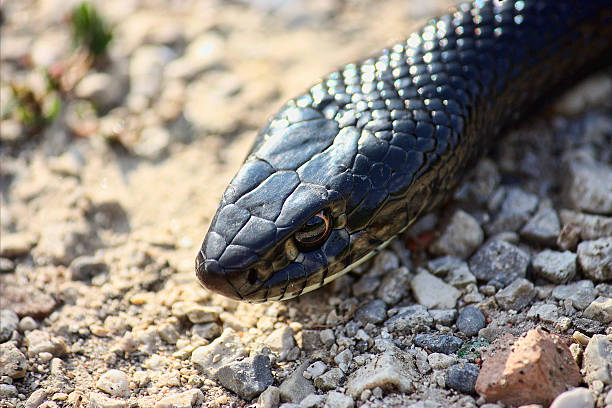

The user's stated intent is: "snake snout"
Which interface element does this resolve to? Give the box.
[195,252,243,300]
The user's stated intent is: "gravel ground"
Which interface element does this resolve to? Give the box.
[1,1,611,408]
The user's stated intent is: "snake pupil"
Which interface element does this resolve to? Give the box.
[247,269,258,285]
[294,210,332,251]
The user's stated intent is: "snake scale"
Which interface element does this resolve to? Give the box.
[196,0,612,302]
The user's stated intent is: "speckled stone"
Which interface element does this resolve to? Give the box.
[583,296,612,324]
[430,210,484,259]
[456,306,486,337]
[446,363,479,394]
[469,240,529,288]
[279,361,316,403]
[532,250,577,283]
[346,346,416,398]
[577,237,612,281]
[495,278,536,311]
[216,355,275,400]
[0,309,19,342]
[552,280,597,310]
[413,334,463,354]
[354,300,387,324]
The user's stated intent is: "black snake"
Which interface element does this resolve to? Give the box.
[196,0,612,302]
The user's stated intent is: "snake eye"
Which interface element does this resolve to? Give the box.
[294,210,333,251]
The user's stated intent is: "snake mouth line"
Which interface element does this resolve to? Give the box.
[245,234,398,302]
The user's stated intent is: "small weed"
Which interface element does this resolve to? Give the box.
[457,338,490,359]
[70,2,113,58]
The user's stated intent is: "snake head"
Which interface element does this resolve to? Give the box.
[196,106,359,301]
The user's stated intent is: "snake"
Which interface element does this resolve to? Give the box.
[195,0,612,302]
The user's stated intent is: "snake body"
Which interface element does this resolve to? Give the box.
[196,0,612,302]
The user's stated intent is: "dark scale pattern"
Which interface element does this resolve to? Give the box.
[197,0,612,301]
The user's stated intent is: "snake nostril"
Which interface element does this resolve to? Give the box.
[247,269,258,285]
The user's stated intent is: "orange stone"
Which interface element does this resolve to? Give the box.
[475,328,582,406]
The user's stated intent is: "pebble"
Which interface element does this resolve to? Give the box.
[325,391,354,408]
[192,322,221,340]
[369,251,400,276]
[385,305,433,332]
[520,203,561,246]
[155,389,204,408]
[475,329,581,406]
[30,29,71,67]
[191,328,248,378]
[583,334,612,385]
[184,304,221,324]
[69,256,109,281]
[445,363,479,394]
[96,370,131,397]
[429,309,457,326]
[265,326,297,361]
[413,334,463,354]
[410,270,461,309]
[573,318,604,335]
[279,362,316,403]
[165,33,224,81]
[216,355,275,400]
[75,73,125,110]
[129,45,176,108]
[577,237,612,281]
[0,383,18,399]
[427,353,458,370]
[0,309,19,342]
[257,386,280,408]
[302,330,324,353]
[583,296,612,324]
[430,210,484,259]
[354,300,387,324]
[353,276,381,298]
[494,278,536,311]
[25,389,47,408]
[549,388,594,408]
[532,250,577,283]
[0,232,35,258]
[376,266,412,305]
[132,126,171,160]
[552,280,597,310]
[304,361,327,379]
[334,349,353,373]
[25,330,68,357]
[526,303,559,323]
[559,210,612,240]
[0,257,15,272]
[314,367,344,391]
[300,394,326,408]
[456,306,486,337]
[320,329,336,347]
[486,188,539,235]
[564,161,612,214]
[345,347,416,398]
[0,342,27,378]
[89,392,127,408]
[469,240,529,288]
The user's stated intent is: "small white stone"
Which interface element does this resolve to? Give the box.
[96,369,130,397]
[549,387,594,408]
[410,269,461,309]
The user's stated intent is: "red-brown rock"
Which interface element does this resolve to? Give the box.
[475,328,582,406]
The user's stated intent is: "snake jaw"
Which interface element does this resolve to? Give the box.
[195,252,243,300]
